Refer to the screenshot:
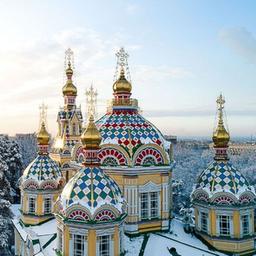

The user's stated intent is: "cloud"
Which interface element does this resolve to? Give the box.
[143,109,256,118]
[219,27,256,63]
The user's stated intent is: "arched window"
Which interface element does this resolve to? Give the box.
[142,156,157,166]
[102,157,118,166]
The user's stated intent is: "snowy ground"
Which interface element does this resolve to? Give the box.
[125,218,228,256]
[9,205,240,256]
[144,219,227,256]
[124,234,144,256]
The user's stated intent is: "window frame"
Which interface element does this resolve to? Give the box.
[219,215,230,236]
[99,235,110,256]
[28,197,36,214]
[73,234,85,256]
[44,197,52,214]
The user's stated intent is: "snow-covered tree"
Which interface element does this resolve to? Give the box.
[0,158,13,255]
[0,135,23,202]
[15,133,37,168]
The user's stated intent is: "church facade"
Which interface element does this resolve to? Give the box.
[13,48,174,255]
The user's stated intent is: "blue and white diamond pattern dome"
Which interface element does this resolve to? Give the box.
[59,166,125,219]
[195,161,255,198]
[22,155,62,187]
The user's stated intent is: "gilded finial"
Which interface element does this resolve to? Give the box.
[113,66,132,94]
[62,48,77,97]
[81,114,102,149]
[37,121,50,145]
[212,94,230,148]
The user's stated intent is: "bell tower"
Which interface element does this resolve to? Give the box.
[50,48,83,182]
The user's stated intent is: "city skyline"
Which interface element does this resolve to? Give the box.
[1,0,256,137]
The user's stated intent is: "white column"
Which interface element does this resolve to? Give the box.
[230,215,234,238]
[216,215,220,236]
[69,234,73,255]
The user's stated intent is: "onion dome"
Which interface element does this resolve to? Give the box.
[81,115,102,149]
[57,115,126,220]
[62,62,77,96]
[192,94,256,205]
[212,94,230,148]
[20,120,63,189]
[195,161,254,199]
[113,67,132,94]
[59,166,125,217]
[22,155,62,185]
[37,121,50,145]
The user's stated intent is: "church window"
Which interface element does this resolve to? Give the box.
[99,235,110,256]
[102,157,118,166]
[44,198,51,214]
[140,192,159,220]
[73,234,85,256]
[150,192,158,218]
[28,197,35,214]
[241,214,250,235]
[219,215,230,236]
[142,156,156,166]
[141,193,148,219]
[200,212,208,232]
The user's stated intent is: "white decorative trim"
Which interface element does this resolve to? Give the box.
[139,181,161,193]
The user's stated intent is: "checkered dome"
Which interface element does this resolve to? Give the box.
[23,155,62,183]
[60,166,124,216]
[96,110,169,155]
[195,160,254,197]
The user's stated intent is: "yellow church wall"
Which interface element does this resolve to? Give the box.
[37,194,43,215]
[194,208,198,228]
[114,226,120,256]
[139,220,162,232]
[21,214,51,225]
[138,174,162,185]
[210,209,216,236]
[200,234,255,254]
[63,225,69,256]
[233,210,240,238]
[88,229,96,256]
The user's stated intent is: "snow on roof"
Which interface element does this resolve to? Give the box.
[144,219,227,256]
[12,217,57,256]
[11,204,21,218]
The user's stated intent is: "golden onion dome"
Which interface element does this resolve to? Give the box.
[212,121,230,147]
[62,62,77,96]
[212,94,230,148]
[81,115,102,149]
[113,68,132,94]
[37,122,50,145]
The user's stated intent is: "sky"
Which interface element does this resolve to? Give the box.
[0,0,256,138]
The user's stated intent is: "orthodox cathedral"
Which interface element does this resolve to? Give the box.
[12,48,256,256]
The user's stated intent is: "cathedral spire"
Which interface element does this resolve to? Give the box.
[212,94,230,160]
[37,103,50,154]
[62,48,77,107]
[112,47,133,107]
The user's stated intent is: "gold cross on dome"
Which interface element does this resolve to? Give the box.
[116,47,129,67]
[216,94,225,111]
[39,103,48,125]
[65,48,74,63]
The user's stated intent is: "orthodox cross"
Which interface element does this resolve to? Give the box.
[114,47,131,82]
[85,83,98,123]
[39,103,48,128]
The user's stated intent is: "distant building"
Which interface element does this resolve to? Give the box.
[165,135,177,144]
